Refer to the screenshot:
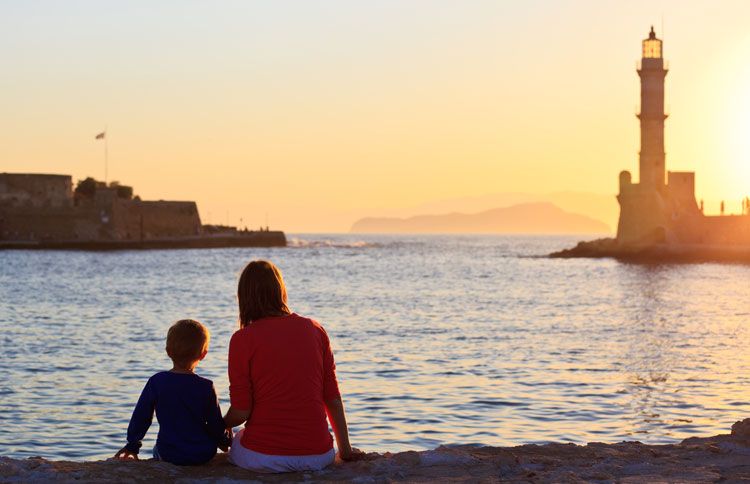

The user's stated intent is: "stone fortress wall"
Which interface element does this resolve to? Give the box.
[0,173,201,242]
[0,173,72,208]
[109,199,201,240]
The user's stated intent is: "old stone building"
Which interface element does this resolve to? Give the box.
[0,173,201,242]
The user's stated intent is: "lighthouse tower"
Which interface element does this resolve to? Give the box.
[638,27,667,187]
[616,27,675,244]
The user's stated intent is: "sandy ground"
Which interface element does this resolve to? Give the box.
[2,420,749,483]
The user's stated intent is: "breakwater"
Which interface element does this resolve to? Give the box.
[0,231,286,250]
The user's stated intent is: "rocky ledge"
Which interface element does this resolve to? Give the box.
[2,420,750,483]
[550,237,750,264]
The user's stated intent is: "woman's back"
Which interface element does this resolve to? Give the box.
[228,313,340,456]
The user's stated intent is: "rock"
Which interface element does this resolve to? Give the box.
[2,422,750,482]
[731,418,750,439]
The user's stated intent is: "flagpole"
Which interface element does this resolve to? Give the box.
[104,125,108,184]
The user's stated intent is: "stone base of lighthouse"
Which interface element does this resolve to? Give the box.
[551,168,750,263]
[551,173,750,261]
[616,170,750,247]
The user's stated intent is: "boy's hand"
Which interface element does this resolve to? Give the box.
[218,429,232,452]
[114,447,139,461]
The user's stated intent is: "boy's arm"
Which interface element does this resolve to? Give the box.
[115,378,156,459]
[206,383,232,451]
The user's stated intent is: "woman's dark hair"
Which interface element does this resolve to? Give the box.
[238,260,290,327]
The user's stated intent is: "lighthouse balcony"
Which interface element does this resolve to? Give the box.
[637,59,669,71]
[636,112,669,120]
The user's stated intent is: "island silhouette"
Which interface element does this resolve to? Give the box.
[351,202,609,234]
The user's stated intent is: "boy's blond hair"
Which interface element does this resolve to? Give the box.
[166,319,210,367]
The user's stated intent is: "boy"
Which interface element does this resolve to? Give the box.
[114,319,231,465]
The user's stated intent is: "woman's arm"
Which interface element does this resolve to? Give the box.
[320,327,362,460]
[326,398,364,460]
[226,331,253,428]
[325,398,363,461]
[223,406,251,428]
[324,398,351,458]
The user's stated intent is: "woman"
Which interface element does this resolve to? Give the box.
[223,260,361,472]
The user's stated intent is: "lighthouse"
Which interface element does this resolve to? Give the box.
[638,27,668,187]
[556,27,750,257]
[617,27,706,245]
[616,27,680,244]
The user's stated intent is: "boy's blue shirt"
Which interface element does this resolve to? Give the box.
[124,371,229,466]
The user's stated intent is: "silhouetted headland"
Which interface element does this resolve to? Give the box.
[352,202,609,234]
[0,173,286,250]
[552,28,750,263]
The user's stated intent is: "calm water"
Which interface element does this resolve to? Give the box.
[1,234,749,461]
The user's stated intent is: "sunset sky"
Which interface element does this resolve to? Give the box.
[2,0,749,232]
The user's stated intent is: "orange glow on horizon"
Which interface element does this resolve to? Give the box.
[2,1,750,231]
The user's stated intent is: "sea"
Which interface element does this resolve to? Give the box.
[1,234,749,461]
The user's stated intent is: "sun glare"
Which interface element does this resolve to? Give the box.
[723,45,750,198]
[729,83,750,189]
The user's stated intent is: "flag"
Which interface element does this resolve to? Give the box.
[95,132,106,140]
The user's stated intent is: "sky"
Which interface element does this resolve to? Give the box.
[1,0,750,232]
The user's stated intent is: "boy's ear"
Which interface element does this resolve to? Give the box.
[199,349,208,361]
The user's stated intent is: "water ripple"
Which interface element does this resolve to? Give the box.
[1,234,749,460]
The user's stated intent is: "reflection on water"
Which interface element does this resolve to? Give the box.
[616,263,749,440]
[621,265,679,438]
[0,235,749,460]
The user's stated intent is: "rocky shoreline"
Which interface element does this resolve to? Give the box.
[550,237,750,264]
[2,420,749,482]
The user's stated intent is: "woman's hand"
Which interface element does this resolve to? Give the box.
[113,447,139,460]
[339,446,366,462]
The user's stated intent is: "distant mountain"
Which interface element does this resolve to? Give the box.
[396,192,618,231]
[348,191,618,232]
[350,202,610,234]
